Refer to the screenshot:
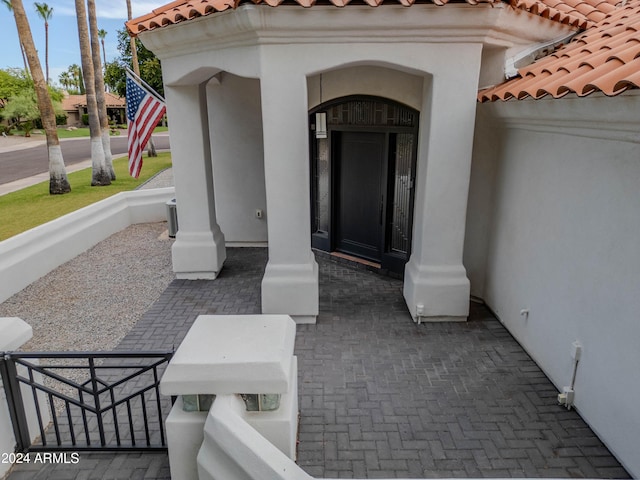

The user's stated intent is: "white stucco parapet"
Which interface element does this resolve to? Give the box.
[160,314,296,395]
[0,317,33,351]
[0,318,34,479]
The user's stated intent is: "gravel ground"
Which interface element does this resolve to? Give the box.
[0,169,175,352]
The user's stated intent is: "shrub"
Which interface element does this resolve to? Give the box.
[56,113,67,126]
[81,113,89,125]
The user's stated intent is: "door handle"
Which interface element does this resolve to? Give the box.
[379,196,384,225]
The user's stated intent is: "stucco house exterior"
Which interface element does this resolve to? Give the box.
[127,0,639,477]
[61,92,126,126]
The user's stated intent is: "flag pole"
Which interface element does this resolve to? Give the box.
[126,66,165,103]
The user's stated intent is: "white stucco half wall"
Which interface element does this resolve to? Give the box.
[467,92,640,477]
[0,188,175,304]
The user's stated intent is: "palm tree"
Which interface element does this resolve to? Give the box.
[125,0,156,157]
[9,0,70,194]
[58,70,71,91]
[34,2,53,84]
[69,63,84,94]
[98,28,107,68]
[2,0,31,77]
[74,0,110,186]
[125,0,140,77]
[88,0,115,179]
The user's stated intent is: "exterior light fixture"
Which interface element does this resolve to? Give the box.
[315,112,327,139]
[240,394,281,412]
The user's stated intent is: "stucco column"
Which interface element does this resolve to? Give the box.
[259,64,318,324]
[403,69,479,322]
[166,83,226,279]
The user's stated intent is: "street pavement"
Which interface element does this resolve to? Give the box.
[0,132,170,196]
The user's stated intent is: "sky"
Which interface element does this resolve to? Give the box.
[0,0,166,85]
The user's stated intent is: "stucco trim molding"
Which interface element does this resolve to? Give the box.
[139,3,575,62]
[480,91,640,143]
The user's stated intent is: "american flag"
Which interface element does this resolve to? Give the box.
[126,72,166,178]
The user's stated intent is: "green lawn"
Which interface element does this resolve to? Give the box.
[0,153,172,241]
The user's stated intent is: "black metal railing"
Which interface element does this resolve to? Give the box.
[0,351,173,453]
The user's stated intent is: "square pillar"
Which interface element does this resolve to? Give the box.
[404,66,480,322]
[166,83,226,279]
[160,315,299,480]
[259,63,318,324]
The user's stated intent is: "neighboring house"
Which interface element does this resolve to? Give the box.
[127,0,639,476]
[61,92,126,126]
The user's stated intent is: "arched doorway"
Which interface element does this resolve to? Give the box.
[309,96,419,274]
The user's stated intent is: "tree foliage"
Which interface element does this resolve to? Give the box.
[0,68,31,108]
[1,87,64,130]
[103,28,163,98]
[1,91,39,122]
[58,64,85,94]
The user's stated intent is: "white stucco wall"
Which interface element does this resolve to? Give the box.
[307,66,424,111]
[467,93,640,478]
[207,74,267,245]
[464,107,500,298]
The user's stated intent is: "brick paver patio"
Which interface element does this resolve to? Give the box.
[7,248,629,479]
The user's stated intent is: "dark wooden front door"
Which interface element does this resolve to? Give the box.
[335,131,386,262]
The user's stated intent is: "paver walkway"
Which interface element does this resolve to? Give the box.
[7,248,629,479]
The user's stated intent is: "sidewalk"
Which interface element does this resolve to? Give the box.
[0,133,45,154]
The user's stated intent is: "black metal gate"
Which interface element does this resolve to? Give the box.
[0,351,173,453]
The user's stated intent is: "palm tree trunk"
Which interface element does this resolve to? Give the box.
[125,0,156,157]
[74,0,109,186]
[20,42,30,78]
[11,0,70,194]
[126,0,140,77]
[44,20,49,83]
[101,38,107,68]
[87,0,115,179]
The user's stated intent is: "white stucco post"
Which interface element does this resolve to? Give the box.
[166,82,226,279]
[259,59,319,324]
[404,61,481,322]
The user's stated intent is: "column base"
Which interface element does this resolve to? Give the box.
[172,229,226,280]
[403,261,470,323]
[261,259,319,323]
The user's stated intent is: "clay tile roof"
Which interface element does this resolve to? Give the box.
[479,0,640,101]
[60,93,126,110]
[61,95,85,111]
[509,0,619,28]
[126,0,597,37]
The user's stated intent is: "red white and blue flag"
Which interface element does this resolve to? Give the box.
[126,72,166,178]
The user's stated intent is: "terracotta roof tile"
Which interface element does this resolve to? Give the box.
[60,93,125,110]
[479,0,640,101]
[509,0,620,28]
[126,0,611,36]
[126,0,508,36]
